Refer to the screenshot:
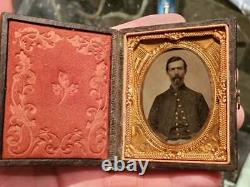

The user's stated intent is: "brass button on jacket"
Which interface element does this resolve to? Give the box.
[149,84,209,140]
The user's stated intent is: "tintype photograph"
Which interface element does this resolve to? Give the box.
[143,49,212,144]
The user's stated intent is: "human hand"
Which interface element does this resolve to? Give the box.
[0,6,245,187]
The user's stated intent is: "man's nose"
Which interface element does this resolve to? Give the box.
[174,69,179,74]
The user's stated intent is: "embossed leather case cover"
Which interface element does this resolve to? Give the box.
[0,13,111,162]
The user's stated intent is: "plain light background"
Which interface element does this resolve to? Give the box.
[143,49,213,118]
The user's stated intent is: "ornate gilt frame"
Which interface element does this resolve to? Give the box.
[109,19,237,170]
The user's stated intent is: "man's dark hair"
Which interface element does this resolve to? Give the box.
[166,56,187,71]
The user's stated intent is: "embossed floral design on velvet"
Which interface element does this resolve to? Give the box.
[5,24,110,158]
[52,71,79,105]
[14,27,62,51]
[67,35,110,155]
[7,51,37,155]
[31,128,86,156]
[86,62,108,154]
[6,27,63,156]
[67,35,107,61]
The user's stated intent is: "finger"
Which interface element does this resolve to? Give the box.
[143,170,220,187]
[0,0,13,14]
[56,167,107,187]
[0,167,59,187]
[56,167,220,187]
[236,68,245,129]
[0,167,37,187]
[112,13,185,30]
[237,105,245,129]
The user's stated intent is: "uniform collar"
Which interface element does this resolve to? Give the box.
[169,84,187,93]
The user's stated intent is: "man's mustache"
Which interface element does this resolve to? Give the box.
[171,75,182,81]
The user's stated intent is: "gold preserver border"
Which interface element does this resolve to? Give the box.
[122,24,230,164]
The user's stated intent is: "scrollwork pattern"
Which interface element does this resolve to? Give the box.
[6,27,63,156]
[6,51,37,155]
[67,35,108,62]
[14,27,62,51]
[31,128,86,156]
[68,35,109,156]
[5,25,109,158]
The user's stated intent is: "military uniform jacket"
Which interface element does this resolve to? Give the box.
[148,85,209,140]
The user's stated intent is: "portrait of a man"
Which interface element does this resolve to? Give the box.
[148,56,209,142]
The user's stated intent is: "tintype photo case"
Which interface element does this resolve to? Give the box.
[0,13,238,170]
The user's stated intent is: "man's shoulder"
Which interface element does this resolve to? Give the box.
[152,89,174,103]
[185,87,202,95]
[156,89,172,98]
[184,87,203,98]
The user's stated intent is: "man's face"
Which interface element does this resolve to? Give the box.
[167,60,186,87]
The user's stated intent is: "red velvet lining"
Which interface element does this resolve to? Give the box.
[3,21,111,159]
